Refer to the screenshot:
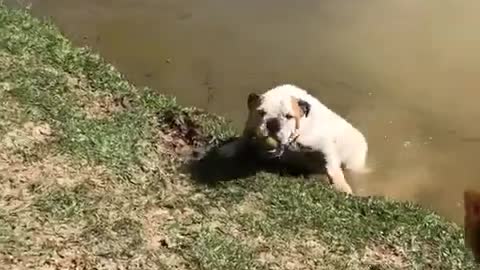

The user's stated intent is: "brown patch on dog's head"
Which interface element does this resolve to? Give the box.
[290,97,310,117]
[464,189,480,262]
[290,97,310,129]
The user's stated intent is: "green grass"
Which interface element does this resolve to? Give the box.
[0,4,476,269]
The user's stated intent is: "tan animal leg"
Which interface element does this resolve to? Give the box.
[326,164,352,194]
[323,144,353,194]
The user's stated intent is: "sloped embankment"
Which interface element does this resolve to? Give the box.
[0,5,475,270]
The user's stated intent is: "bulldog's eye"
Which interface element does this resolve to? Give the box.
[285,114,293,120]
[257,110,266,117]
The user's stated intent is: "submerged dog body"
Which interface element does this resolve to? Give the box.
[219,84,370,194]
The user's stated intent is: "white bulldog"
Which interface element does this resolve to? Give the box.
[219,84,370,194]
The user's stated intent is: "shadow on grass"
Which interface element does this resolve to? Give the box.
[186,137,328,186]
[157,106,328,185]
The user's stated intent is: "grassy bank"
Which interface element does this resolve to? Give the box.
[0,5,476,269]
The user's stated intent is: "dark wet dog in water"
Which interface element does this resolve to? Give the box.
[464,189,480,263]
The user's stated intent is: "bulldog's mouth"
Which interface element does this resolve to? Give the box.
[252,136,285,159]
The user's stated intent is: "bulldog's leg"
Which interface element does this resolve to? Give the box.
[323,145,353,194]
[326,163,352,194]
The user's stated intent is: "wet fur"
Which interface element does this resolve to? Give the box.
[464,190,480,262]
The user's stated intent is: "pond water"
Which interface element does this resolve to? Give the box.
[7,0,480,224]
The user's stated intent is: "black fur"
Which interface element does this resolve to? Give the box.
[298,99,311,117]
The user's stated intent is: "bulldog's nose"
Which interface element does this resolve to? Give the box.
[266,118,280,134]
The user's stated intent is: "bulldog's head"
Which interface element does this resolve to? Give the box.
[244,90,311,158]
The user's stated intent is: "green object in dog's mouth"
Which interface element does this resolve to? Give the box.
[251,128,283,157]
[263,136,279,149]
[252,135,276,149]
[253,136,283,157]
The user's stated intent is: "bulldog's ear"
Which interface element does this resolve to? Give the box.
[247,93,260,110]
[298,99,311,117]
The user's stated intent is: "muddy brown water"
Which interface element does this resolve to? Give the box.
[6,0,480,224]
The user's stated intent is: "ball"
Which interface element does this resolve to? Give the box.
[263,136,278,149]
